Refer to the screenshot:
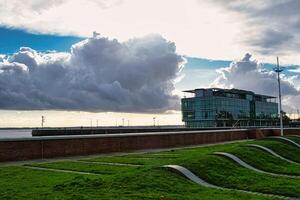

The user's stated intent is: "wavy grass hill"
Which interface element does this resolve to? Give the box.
[1,136,300,199]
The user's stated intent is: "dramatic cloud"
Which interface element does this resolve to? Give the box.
[209,0,300,56]
[0,34,183,112]
[244,30,294,55]
[0,0,123,36]
[211,53,300,111]
[0,0,249,62]
[3,0,300,64]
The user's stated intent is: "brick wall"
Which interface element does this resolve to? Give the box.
[0,128,299,162]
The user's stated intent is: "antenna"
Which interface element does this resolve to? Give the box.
[273,57,284,73]
[93,31,100,38]
[273,56,284,136]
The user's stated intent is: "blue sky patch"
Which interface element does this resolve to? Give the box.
[0,26,83,54]
[0,26,298,80]
[185,56,231,70]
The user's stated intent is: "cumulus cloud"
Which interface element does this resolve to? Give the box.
[289,67,300,74]
[211,53,300,111]
[0,34,184,112]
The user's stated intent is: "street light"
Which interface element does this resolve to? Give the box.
[273,57,284,136]
[41,116,45,128]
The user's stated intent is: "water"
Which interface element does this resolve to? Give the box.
[0,129,32,138]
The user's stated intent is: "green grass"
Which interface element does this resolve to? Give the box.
[85,139,300,166]
[27,140,300,198]
[85,142,245,166]
[1,138,300,199]
[0,166,273,200]
[82,155,178,166]
[223,146,300,176]
[27,161,140,175]
[249,139,300,163]
[184,155,300,198]
[286,135,300,145]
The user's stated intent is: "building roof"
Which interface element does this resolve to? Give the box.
[183,88,276,99]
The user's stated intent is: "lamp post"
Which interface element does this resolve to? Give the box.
[41,116,45,128]
[273,57,284,136]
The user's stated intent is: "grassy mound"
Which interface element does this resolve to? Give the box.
[183,155,300,198]
[249,139,300,163]
[28,141,300,198]
[286,136,300,145]
[2,138,300,199]
[27,161,140,175]
[82,155,178,166]
[0,166,272,200]
[222,146,300,176]
[85,142,245,166]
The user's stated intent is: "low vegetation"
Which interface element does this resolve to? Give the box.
[223,146,300,176]
[250,139,300,163]
[1,137,300,199]
[0,165,272,200]
[286,135,300,145]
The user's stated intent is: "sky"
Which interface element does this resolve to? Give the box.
[1,0,300,127]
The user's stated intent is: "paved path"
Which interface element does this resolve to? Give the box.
[163,164,297,200]
[23,165,100,175]
[270,137,300,148]
[164,165,220,188]
[287,136,300,143]
[149,153,179,156]
[289,135,300,139]
[75,160,142,167]
[245,144,299,164]
[214,152,300,179]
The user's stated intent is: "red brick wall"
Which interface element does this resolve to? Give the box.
[0,140,43,161]
[273,129,300,136]
[0,128,299,162]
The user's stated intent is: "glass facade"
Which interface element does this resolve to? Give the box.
[182,88,279,128]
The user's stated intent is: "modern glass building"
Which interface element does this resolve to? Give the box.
[181,88,279,127]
